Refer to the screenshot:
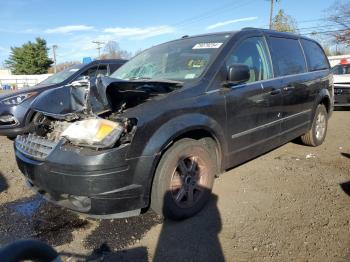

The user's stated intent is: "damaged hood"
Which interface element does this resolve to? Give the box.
[31,76,182,119]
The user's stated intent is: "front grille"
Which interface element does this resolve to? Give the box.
[16,134,59,161]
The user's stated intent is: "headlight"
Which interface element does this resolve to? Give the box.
[61,118,124,149]
[0,92,38,105]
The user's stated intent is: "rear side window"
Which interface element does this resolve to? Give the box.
[269,37,307,76]
[301,39,329,71]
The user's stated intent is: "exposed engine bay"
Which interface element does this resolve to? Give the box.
[24,76,182,150]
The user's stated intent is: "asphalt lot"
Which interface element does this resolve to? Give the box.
[0,110,349,261]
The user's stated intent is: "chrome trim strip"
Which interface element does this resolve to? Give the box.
[231,109,311,139]
[232,121,310,154]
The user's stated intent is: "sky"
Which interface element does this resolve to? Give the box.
[0,0,337,66]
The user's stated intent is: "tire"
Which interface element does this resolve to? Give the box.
[301,104,328,147]
[151,138,216,220]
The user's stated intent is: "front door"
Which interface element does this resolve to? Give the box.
[223,36,282,165]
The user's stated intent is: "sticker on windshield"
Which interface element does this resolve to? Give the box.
[192,43,223,49]
[185,73,196,79]
[69,69,79,72]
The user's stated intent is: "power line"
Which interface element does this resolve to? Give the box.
[121,0,256,38]
[301,29,349,36]
[171,0,255,27]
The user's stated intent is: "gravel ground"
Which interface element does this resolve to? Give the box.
[0,110,349,261]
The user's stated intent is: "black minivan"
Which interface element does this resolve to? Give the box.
[15,28,333,220]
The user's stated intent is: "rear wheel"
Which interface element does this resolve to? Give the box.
[151,138,216,220]
[301,104,328,147]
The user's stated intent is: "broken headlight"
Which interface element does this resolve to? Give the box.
[61,118,124,149]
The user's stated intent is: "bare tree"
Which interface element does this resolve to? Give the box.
[48,61,79,73]
[102,41,132,59]
[266,0,281,29]
[271,9,299,33]
[327,1,350,45]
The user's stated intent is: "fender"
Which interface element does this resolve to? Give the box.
[139,113,227,159]
[311,88,333,124]
[130,113,228,206]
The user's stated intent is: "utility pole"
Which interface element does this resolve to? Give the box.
[52,45,58,73]
[92,41,105,59]
[269,0,274,29]
[268,0,280,29]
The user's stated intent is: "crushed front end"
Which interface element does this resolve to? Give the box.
[14,77,179,217]
[15,115,144,218]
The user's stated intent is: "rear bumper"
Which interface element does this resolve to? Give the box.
[15,142,155,217]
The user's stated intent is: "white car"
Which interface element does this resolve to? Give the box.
[332,63,350,107]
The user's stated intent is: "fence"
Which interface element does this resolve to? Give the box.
[0,74,52,90]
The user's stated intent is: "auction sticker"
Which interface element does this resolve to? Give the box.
[192,43,223,49]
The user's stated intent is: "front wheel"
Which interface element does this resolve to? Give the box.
[151,138,216,220]
[301,104,328,147]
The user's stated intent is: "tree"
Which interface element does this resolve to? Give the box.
[327,1,350,45]
[101,41,132,59]
[271,9,299,33]
[266,0,281,29]
[47,61,80,73]
[5,38,53,74]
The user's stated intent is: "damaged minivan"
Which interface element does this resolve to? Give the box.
[15,28,333,220]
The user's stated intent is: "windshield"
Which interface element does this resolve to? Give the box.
[332,64,350,75]
[39,64,84,85]
[111,34,231,81]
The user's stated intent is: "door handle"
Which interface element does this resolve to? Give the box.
[283,85,295,91]
[270,89,281,95]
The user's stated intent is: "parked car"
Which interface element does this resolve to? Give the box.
[0,59,126,137]
[15,28,333,220]
[332,60,350,107]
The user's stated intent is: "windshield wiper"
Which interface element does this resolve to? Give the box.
[128,76,152,80]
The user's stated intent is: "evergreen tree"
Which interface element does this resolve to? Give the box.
[5,38,53,74]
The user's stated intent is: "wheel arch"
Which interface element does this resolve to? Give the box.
[314,89,332,114]
[133,113,227,208]
[140,113,227,170]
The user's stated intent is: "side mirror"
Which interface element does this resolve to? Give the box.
[226,64,250,86]
[70,76,90,87]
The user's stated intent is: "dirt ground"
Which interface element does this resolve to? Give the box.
[0,110,349,262]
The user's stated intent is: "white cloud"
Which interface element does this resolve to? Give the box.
[45,25,94,34]
[103,25,175,39]
[206,17,258,30]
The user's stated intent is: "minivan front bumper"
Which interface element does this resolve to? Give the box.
[15,140,154,218]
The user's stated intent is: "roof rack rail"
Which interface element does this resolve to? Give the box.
[241,27,259,30]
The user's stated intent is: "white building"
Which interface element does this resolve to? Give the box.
[0,69,51,90]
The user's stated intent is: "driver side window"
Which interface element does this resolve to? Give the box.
[226,36,273,83]
[81,65,108,78]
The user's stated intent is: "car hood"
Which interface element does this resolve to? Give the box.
[334,74,350,84]
[30,76,183,120]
